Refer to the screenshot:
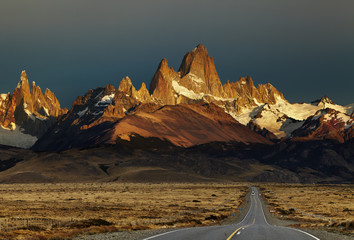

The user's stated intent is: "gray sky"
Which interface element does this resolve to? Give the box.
[0,0,353,108]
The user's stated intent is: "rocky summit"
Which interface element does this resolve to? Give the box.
[0,71,67,148]
[149,44,285,112]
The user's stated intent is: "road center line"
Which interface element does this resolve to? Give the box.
[226,188,257,240]
[226,225,249,240]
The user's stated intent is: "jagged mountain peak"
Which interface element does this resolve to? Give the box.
[159,58,170,70]
[148,44,288,115]
[140,82,147,89]
[238,76,254,85]
[193,43,207,52]
[0,71,66,148]
[118,76,135,95]
[319,96,334,105]
[16,70,30,92]
[44,88,53,96]
[178,45,220,91]
[20,70,28,81]
[312,96,335,106]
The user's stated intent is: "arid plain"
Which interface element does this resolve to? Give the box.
[0,183,248,239]
[261,184,354,235]
[0,183,353,239]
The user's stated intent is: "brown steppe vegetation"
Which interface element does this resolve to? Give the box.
[0,183,247,239]
[261,184,354,236]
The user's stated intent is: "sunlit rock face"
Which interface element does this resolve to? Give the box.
[0,71,67,148]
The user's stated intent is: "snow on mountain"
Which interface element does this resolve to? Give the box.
[172,79,204,100]
[0,71,66,148]
[77,107,89,118]
[0,125,37,148]
[146,45,353,140]
[3,45,352,149]
[0,93,8,101]
[95,93,115,107]
[291,108,354,142]
[231,95,353,138]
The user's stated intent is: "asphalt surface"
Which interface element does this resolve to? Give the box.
[142,187,320,240]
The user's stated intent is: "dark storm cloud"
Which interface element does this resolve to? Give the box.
[0,0,353,107]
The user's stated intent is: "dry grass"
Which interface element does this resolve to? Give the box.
[261,184,354,235]
[0,183,247,239]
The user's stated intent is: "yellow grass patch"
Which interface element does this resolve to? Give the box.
[261,184,354,235]
[0,183,247,239]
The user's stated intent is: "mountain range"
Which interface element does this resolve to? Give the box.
[0,45,353,183]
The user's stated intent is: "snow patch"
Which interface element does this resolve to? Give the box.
[187,73,204,85]
[0,125,37,148]
[92,111,103,116]
[172,80,203,100]
[324,103,354,116]
[24,109,36,121]
[43,107,49,116]
[205,94,236,102]
[36,116,46,121]
[95,94,115,107]
[323,112,353,125]
[95,91,104,99]
[1,94,7,101]
[271,96,318,121]
[77,107,89,118]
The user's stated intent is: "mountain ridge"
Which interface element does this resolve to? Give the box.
[0,45,353,183]
[1,45,353,150]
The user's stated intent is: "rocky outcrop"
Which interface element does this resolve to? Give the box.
[247,120,278,142]
[312,96,335,106]
[0,71,67,140]
[118,77,136,96]
[149,58,179,105]
[148,44,285,118]
[119,77,152,103]
[178,44,224,97]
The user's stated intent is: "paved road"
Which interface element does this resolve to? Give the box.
[142,187,320,240]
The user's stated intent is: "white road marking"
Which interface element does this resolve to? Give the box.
[142,229,188,240]
[282,227,321,240]
[239,189,255,225]
[144,188,321,240]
